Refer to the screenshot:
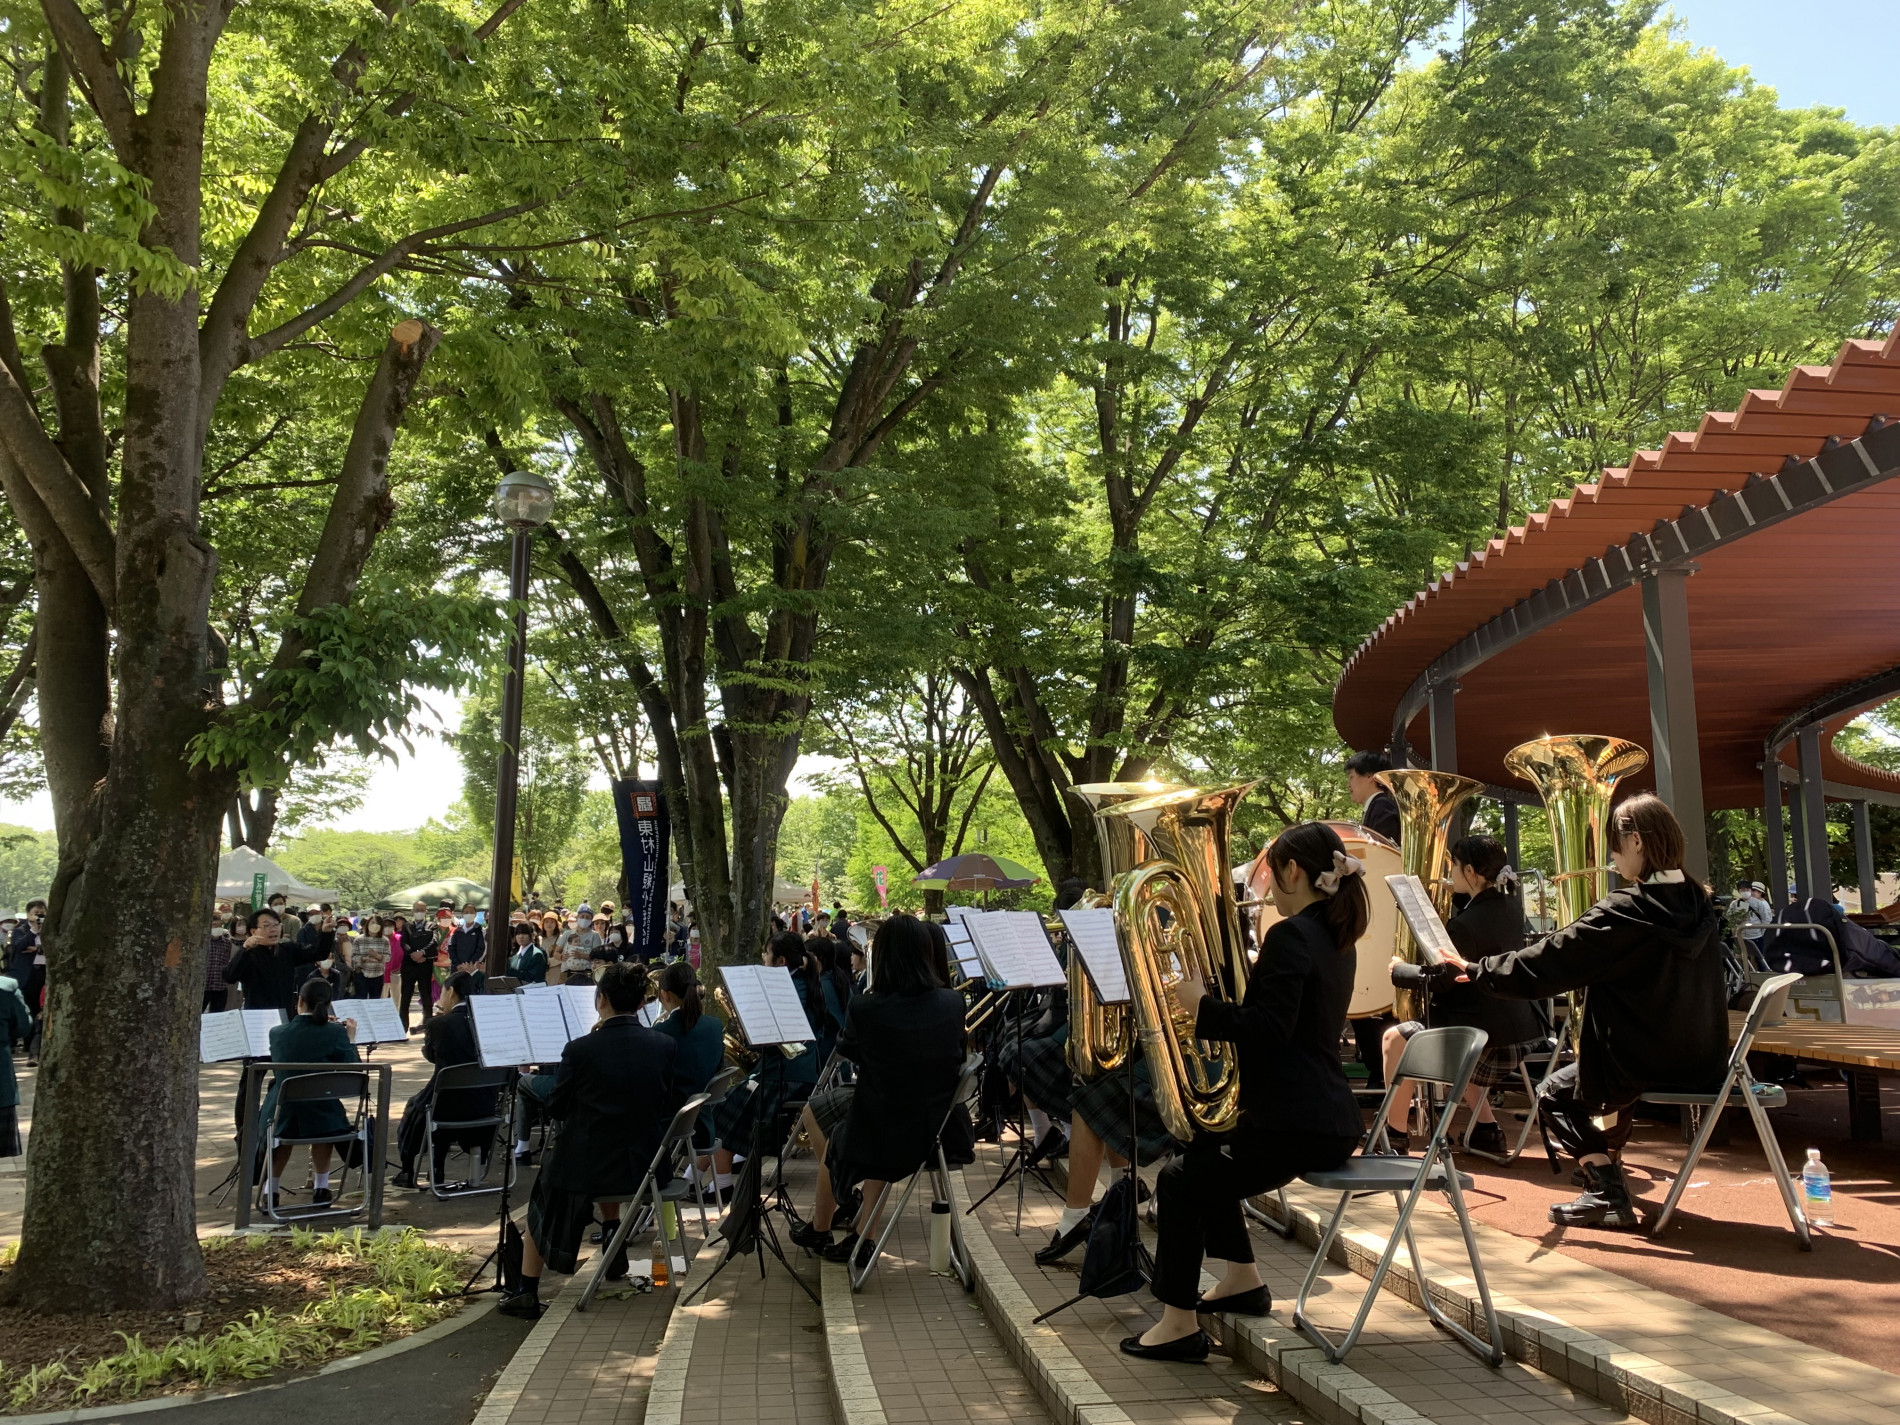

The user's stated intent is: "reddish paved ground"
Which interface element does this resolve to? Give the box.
[1451,1071,1900,1373]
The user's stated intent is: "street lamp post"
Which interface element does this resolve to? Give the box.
[488,470,555,974]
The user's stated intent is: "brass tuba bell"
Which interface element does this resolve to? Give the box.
[1504,735,1649,1049]
[1101,782,1256,1142]
[710,984,759,1072]
[1375,769,1485,1022]
[1063,781,1182,1081]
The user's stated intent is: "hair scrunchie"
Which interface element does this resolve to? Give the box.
[1314,849,1364,896]
[1494,864,1520,892]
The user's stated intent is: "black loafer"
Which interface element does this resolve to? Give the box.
[1194,1285,1270,1316]
[790,1221,834,1252]
[498,1291,545,1320]
[1034,1214,1094,1266]
[1119,1329,1210,1362]
[605,1246,630,1280]
[818,1232,861,1262]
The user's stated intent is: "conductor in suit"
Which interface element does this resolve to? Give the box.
[1345,750,1402,843]
[501,962,678,1318]
[225,908,332,1012]
[392,972,498,1188]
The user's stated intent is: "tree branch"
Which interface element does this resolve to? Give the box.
[37,0,135,152]
[0,359,115,613]
[0,627,37,743]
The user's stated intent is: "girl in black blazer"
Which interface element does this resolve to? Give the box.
[1123,822,1368,1363]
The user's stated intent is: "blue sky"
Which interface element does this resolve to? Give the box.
[1662,1,1899,126]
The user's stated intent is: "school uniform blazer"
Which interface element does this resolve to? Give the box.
[421,1003,499,1122]
[834,988,966,1182]
[541,1015,679,1198]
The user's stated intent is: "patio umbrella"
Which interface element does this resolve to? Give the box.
[375,877,491,911]
[912,853,1040,892]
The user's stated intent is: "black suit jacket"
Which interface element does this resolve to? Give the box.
[542,1015,679,1196]
[1392,886,1542,1045]
[1196,901,1361,1139]
[225,934,331,1011]
[1362,789,1401,843]
[834,988,966,1181]
[422,1003,498,1121]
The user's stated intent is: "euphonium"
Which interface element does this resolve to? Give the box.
[1063,781,1181,1080]
[1375,769,1485,1021]
[1504,735,1649,1049]
[1100,782,1256,1141]
[710,984,759,1072]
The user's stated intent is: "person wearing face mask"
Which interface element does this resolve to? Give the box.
[394,912,438,1030]
[556,915,601,985]
[10,900,46,1028]
[205,916,235,1013]
[349,918,393,1000]
[446,912,486,993]
[1429,794,1725,1231]
[225,908,334,1012]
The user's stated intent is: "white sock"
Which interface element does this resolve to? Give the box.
[715,1173,733,1190]
[264,1175,279,1197]
[1027,1109,1052,1139]
[515,1139,531,1154]
[1056,1206,1089,1232]
[314,1171,331,1190]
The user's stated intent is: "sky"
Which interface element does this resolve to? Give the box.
[0,3,1892,838]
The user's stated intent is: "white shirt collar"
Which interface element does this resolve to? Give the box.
[1643,868,1687,885]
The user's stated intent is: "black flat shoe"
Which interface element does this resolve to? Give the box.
[1194,1285,1270,1316]
[605,1246,630,1281]
[1119,1329,1210,1362]
[1034,1214,1094,1266]
[790,1221,834,1252]
[498,1291,545,1320]
[818,1232,861,1263]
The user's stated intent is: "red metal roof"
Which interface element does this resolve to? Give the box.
[1333,332,1900,808]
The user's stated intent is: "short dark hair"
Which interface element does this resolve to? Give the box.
[24,899,45,912]
[1345,750,1391,778]
[246,907,281,931]
[1609,794,1686,881]
[297,977,334,1017]
[512,922,536,941]
[445,970,478,1001]
[870,916,945,995]
[598,961,649,1014]
[1449,834,1510,883]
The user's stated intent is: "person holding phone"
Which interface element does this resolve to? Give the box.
[225,908,332,1012]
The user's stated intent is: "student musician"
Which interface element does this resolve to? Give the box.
[787,916,966,1268]
[1123,822,1366,1363]
[652,961,725,1098]
[1380,834,1544,1156]
[1429,794,1725,1230]
[259,979,361,1211]
[392,971,498,1189]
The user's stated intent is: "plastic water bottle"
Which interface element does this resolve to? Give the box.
[1802,1148,1834,1227]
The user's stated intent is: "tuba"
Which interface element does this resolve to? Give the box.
[1100,782,1255,1142]
[710,984,759,1072]
[1503,735,1649,1049]
[1376,769,1485,1022]
[1063,781,1182,1080]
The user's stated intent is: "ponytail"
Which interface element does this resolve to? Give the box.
[1266,821,1371,952]
[659,959,703,1030]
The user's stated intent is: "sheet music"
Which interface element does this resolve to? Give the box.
[350,998,408,1044]
[560,984,599,1038]
[469,995,532,1068]
[520,981,554,994]
[943,921,987,979]
[638,999,661,1027]
[1385,874,1454,966]
[944,904,974,924]
[241,1010,283,1057]
[520,991,577,1061]
[1058,908,1129,1004]
[964,911,1065,989]
[721,964,816,1045]
[199,1011,250,1063]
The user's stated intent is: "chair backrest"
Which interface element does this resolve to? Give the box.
[435,1062,512,1093]
[1730,971,1802,1073]
[1391,1025,1488,1097]
[278,1070,370,1105]
[483,976,522,994]
[702,1064,744,1107]
[643,1091,712,1181]
[949,1052,985,1113]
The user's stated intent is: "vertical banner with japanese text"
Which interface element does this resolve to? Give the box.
[611,780,670,961]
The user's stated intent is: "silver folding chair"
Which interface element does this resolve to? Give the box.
[848,1052,984,1293]
[257,1069,372,1223]
[421,1064,515,1200]
[577,1092,711,1311]
[1639,971,1810,1248]
[1457,1033,1563,1165]
[1294,1026,1503,1367]
[685,1065,745,1219]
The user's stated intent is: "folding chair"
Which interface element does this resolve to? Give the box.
[1294,1026,1503,1367]
[1640,971,1810,1249]
[577,1092,711,1312]
[256,1070,372,1223]
[1457,1033,1563,1166]
[421,1064,515,1200]
[847,1052,984,1293]
[685,1065,744,1211]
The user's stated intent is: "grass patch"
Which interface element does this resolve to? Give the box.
[0,1228,464,1411]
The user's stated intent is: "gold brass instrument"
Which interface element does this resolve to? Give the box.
[1100,782,1256,1142]
[710,984,759,1072]
[1503,735,1649,1049]
[1063,781,1183,1080]
[1375,769,1485,1021]
[963,978,1005,1033]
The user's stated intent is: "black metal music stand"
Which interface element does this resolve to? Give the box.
[964,989,1060,1233]
[461,1076,522,1296]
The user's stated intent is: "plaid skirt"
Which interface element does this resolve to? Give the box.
[1395,1022,1543,1090]
[526,1175,600,1277]
[710,1073,809,1151]
[1069,1054,1179,1165]
[999,1032,1075,1120]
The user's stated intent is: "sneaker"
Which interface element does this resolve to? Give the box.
[790,1220,834,1252]
[498,1290,545,1320]
[1467,1122,1507,1156]
[1548,1162,1640,1230]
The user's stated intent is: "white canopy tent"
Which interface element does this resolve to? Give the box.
[215,845,341,905]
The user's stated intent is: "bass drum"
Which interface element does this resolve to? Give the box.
[1243,821,1401,1017]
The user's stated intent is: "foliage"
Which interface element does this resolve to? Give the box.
[274,831,429,910]
[0,827,55,911]
[0,1228,460,1409]
[453,672,593,898]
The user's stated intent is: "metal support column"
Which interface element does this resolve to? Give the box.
[1797,725,1831,902]
[1788,784,1810,900]
[1503,801,1520,872]
[1764,759,1789,906]
[1854,799,1879,914]
[1429,682,1458,774]
[1642,567,1708,881]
